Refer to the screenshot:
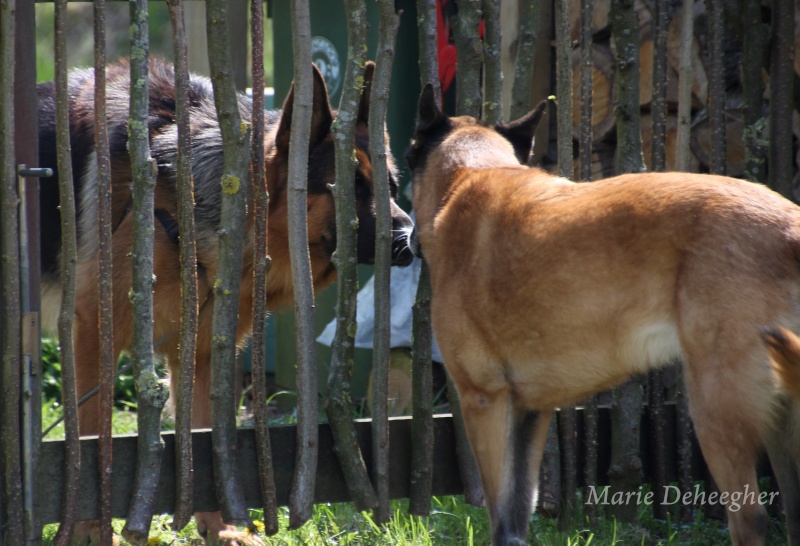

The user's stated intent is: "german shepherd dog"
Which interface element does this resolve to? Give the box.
[407,83,800,546]
[37,59,413,544]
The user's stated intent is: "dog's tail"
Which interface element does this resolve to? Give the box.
[761,326,800,399]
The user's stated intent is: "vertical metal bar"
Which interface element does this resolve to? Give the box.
[17,171,41,545]
[15,1,41,540]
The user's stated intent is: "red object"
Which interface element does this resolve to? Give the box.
[437,0,457,94]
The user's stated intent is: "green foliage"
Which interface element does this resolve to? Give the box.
[34,2,275,86]
[41,337,137,410]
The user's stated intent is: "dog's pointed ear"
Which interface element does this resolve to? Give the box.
[495,98,551,164]
[357,61,375,126]
[416,83,447,133]
[276,64,334,153]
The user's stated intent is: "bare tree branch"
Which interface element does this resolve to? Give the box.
[205,0,254,529]
[324,0,378,517]
[53,0,81,542]
[370,1,402,524]
[287,0,319,527]
[93,0,115,541]
[675,0,694,172]
[165,0,199,531]
[250,0,280,535]
[122,2,170,542]
[481,0,502,123]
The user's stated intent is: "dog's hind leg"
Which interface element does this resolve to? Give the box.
[456,376,551,546]
[765,423,800,546]
[682,350,770,546]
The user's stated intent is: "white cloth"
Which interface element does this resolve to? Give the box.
[317,258,443,362]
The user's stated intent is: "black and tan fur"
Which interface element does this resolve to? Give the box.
[38,59,413,544]
[408,84,800,546]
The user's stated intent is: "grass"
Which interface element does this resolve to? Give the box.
[41,490,787,545]
[41,397,788,545]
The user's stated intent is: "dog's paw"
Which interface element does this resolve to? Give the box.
[195,512,265,546]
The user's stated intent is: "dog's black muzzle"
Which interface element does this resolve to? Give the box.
[391,212,415,267]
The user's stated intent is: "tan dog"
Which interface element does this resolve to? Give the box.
[38,60,413,544]
[407,85,800,546]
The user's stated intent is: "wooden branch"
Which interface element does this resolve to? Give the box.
[510,0,541,121]
[741,0,767,182]
[705,0,726,176]
[648,0,668,519]
[287,0,319,528]
[582,396,599,523]
[93,0,115,542]
[676,369,694,522]
[250,0,279,535]
[0,0,24,540]
[650,0,668,173]
[557,408,577,527]
[579,0,593,180]
[325,0,378,515]
[481,0,502,123]
[609,0,645,174]
[416,0,440,98]
[205,0,254,530]
[409,0,438,517]
[555,0,572,180]
[453,0,482,118]
[608,379,644,523]
[769,0,794,198]
[165,0,199,532]
[122,2,169,543]
[53,0,81,542]
[370,0,402,525]
[675,0,693,172]
[409,260,435,515]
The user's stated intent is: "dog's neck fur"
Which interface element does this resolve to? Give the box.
[413,122,523,247]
